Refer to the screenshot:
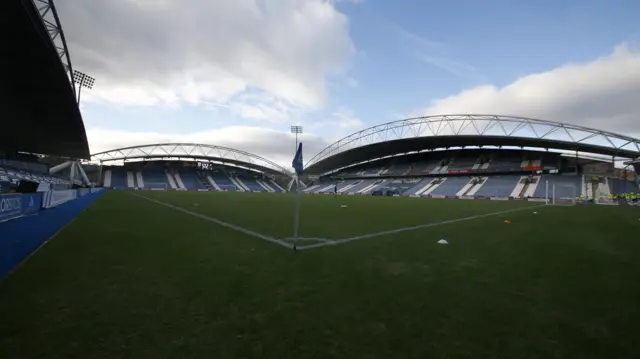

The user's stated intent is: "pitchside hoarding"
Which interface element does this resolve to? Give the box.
[0,193,42,222]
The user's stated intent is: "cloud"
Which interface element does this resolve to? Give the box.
[225,92,299,124]
[417,43,640,135]
[58,0,355,116]
[419,56,479,79]
[306,107,364,138]
[345,76,359,89]
[86,126,331,168]
[329,108,365,129]
[391,23,480,80]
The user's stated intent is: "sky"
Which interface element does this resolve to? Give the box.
[55,0,640,167]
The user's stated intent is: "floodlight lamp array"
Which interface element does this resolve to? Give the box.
[73,70,95,89]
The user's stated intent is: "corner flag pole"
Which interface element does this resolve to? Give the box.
[291,142,304,251]
[292,175,302,250]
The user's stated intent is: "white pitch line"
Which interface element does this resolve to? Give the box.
[296,204,546,251]
[131,193,293,249]
[283,237,335,243]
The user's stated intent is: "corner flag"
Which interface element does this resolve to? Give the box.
[292,142,303,175]
[291,142,303,251]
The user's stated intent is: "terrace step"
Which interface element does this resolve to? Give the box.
[136,171,145,188]
[206,175,222,191]
[127,171,135,188]
[510,176,529,198]
[174,172,186,189]
[165,170,178,189]
[103,170,112,187]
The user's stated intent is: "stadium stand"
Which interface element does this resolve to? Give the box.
[345,178,379,193]
[267,180,283,192]
[91,143,293,192]
[0,0,95,192]
[0,165,71,191]
[236,173,264,192]
[429,176,471,196]
[402,178,430,195]
[100,163,291,192]
[447,153,478,170]
[489,153,523,171]
[532,175,581,199]
[0,0,103,242]
[140,166,171,190]
[386,163,412,175]
[108,168,129,190]
[304,145,638,201]
[473,175,520,197]
[206,169,238,191]
[87,117,639,202]
[177,170,204,190]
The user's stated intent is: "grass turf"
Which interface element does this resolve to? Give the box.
[1,190,639,359]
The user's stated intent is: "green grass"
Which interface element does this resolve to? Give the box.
[1,190,640,359]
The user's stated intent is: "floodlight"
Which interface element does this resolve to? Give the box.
[73,70,96,103]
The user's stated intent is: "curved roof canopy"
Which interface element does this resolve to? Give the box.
[0,0,89,159]
[306,114,640,174]
[91,143,294,177]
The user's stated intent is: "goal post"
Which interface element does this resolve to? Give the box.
[546,181,577,205]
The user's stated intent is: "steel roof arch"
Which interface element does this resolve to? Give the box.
[305,114,640,172]
[1,0,89,158]
[91,143,293,177]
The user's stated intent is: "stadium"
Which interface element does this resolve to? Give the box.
[84,115,640,203]
[2,1,640,358]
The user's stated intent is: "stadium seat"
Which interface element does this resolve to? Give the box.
[473,176,520,197]
[429,177,471,196]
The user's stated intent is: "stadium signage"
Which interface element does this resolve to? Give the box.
[0,193,42,222]
[0,196,21,212]
[196,162,214,171]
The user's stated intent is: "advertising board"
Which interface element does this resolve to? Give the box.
[0,193,42,222]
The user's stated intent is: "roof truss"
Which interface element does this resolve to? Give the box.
[91,143,293,177]
[306,114,640,167]
[33,0,77,101]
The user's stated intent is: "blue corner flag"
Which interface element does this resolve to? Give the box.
[292,142,303,175]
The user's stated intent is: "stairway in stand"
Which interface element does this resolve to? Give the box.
[196,171,213,190]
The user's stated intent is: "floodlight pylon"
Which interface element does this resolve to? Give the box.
[73,70,96,104]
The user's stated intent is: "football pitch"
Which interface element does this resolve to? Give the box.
[1,191,639,359]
